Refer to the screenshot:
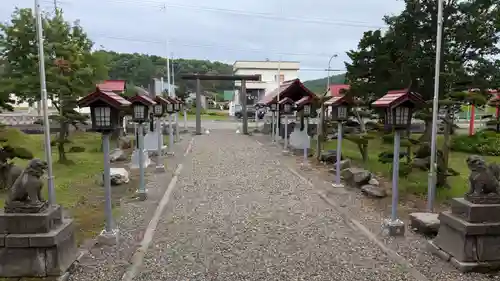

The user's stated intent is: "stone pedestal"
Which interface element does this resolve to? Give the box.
[0,205,78,277]
[428,197,500,272]
[129,149,151,169]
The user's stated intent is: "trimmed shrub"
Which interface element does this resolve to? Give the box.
[451,130,500,156]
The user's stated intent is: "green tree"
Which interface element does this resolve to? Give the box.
[0,8,108,163]
[345,0,500,187]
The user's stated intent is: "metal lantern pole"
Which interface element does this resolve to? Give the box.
[391,130,401,221]
[334,121,343,186]
[155,115,164,172]
[303,117,310,167]
[283,114,289,153]
[102,132,113,231]
[168,113,174,155]
[428,0,444,212]
[183,106,188,132]
[35,0,56,205]
[271,111,276,142]
[137,122,147,200]
[254,109,259,132]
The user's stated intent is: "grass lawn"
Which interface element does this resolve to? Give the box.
[0,128,135,244]
[321,135,496,202]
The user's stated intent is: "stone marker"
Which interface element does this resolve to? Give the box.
[409,212,440,235]
[0,159,77,278]
[428,155,500,272]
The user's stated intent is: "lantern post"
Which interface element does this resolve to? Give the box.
[328,96,352,187]
[296,97,313,170]
[165,98,175,155]
[128,95,156,201]
[77,88,131,244]
[373,89,422,236]
[174,97,181,142]
[154,96,169,172]
[279,97,295,154]
[269,101,278,143]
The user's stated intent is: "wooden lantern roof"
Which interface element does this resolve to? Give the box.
[77,87,131,108]
[324,95,353,106]
[278,97,294,105]
[164,96,179,104]
[128,94,157,106]
[154,96,170,106]
[372,89,424,108]
[295,95,314,107]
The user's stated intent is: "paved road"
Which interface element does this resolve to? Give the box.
[133,131,417,281]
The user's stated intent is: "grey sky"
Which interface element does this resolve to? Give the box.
[1,0,404,81]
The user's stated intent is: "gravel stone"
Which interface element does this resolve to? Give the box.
[134,131,419,281]
[251,134,500,281]
[67,137,190,281]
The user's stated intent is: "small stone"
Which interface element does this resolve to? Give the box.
[368,178,379,186]
[110,148,127,162]
[409,212,440,235]
[361,185,387,198]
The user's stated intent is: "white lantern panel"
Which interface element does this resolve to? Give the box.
[338,106,348,119]
[284,103,292,113]
[133,104,145,119]
[154,104,163,115]
[174,103,180,111]
[270,103,277,111]
[395,107,410,125]
[166,103,174,113]
[94,106,111,127]
[303,104,311,115]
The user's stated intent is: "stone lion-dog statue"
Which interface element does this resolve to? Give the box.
[5,158,48,206]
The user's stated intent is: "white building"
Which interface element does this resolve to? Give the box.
[231,61,300,111]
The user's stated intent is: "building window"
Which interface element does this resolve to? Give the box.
[275,74,284,82]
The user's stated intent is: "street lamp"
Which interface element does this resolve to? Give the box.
[278,97,295,154]
[373,89,423,236]
[296,96,314,170]
[173,97,181,142]
[77,87,131,244]
[327,95,353,188]
[128,94,156,201]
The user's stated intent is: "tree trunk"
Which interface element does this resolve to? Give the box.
[419,119,432,142]
[57,121,69,163]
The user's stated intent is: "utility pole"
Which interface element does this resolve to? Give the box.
[427,0,444,212]
[35,0,56,204]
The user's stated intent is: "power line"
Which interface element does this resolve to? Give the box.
[45,0,387,29]
[91,33,342,58]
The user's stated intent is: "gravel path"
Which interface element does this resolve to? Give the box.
[68,136,191,281]
[134,131,418,281]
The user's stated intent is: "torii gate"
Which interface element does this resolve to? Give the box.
[181,74,261,135]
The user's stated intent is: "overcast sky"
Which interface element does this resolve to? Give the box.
[1,0,404,81]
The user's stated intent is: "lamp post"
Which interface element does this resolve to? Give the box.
[174,97,181,141]
[154,96,168,172]
[77,88,131,244]
[297,98,313,170]
[329,96,351,187]
[269,102,278,143]
[373,89,422,236]
[279,97,294,154]
[182,101,188,132]
[129,95,156,201]
[165,99,175,156]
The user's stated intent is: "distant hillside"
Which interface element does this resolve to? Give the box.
[303,73,346,94]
